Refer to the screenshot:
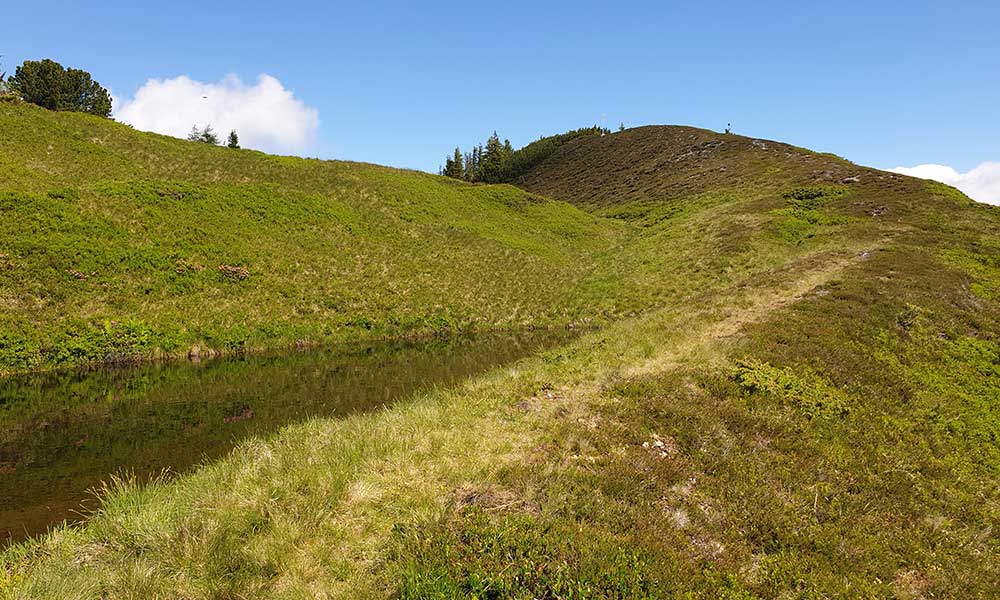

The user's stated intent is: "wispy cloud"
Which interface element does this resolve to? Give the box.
[889,162,1000,206]
[115,74,319,154]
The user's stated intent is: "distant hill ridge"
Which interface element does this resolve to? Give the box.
[512,125,916,209]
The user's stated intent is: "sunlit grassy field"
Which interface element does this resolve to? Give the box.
[2,103,999,597]
[0,103,625,374]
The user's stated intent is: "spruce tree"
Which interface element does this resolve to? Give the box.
[471,146,483,182]
[500,139,514,180]
[227,130,240,148]
[463,151,474,181]
[453,147,464,178]
[443,147,464,179]
[480,132,504,183]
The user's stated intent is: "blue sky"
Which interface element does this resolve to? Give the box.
[3,0,998,194]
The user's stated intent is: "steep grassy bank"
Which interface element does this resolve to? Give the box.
[3,110,999,597]
[0,103,625,374]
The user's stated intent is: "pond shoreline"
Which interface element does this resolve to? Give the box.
[0,329,575,547]
[0,322,592,381]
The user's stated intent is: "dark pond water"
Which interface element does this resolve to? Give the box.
[0,331,568,546]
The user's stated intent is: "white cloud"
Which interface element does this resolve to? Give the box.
[114,74,319,154]
[889,162,1000,206]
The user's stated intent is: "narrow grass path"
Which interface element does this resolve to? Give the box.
[630,237,891,378]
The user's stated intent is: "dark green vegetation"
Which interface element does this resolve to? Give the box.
[441,126,608,183]
[2,104,999,598]
[5,60,112,118]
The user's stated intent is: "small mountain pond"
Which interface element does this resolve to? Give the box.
[0,331,569,546]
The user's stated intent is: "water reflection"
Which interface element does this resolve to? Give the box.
[0,331,568,546]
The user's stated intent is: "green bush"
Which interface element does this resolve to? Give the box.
[732,359,850,419]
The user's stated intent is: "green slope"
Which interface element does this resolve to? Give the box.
[0,103,627,374]
[3,109,1000,598]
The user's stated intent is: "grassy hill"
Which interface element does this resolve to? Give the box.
[0,103,631,375]
[3,108,1000,598]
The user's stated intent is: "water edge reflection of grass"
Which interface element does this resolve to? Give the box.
[0,330,573,546]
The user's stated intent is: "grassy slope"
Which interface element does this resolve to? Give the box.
[0,102,626,375]
[3,117,1000,598]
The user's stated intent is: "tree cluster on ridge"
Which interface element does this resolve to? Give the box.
[6,59,112,117]
[441,125,612,184]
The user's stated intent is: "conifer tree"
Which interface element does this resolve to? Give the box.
[200,126,220,145]
[8,59,112,117]
[463,151,474,181]
[187,125,220,145]
[227,130,240,148]
[443,147,464,179]
[480,132,504,182]
[472,145,483,181]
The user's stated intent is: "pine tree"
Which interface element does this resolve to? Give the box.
[8,59,112,117]
[227,130,240,149]
[618,122,625,132]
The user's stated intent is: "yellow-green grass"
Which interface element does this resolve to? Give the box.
[3,104,1000,597]
[6,220,999,597]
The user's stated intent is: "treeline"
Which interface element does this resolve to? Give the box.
[441,131,513,183]
[441,125,612,184]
